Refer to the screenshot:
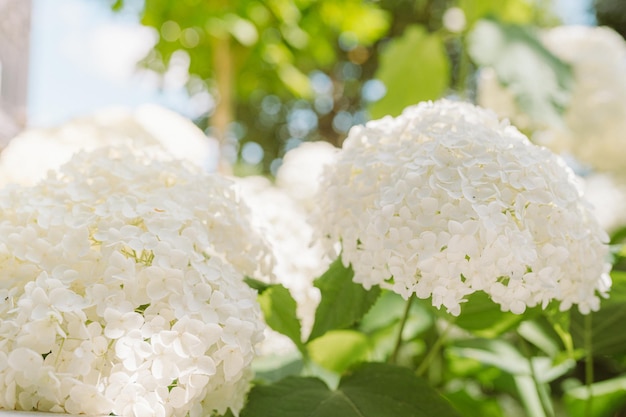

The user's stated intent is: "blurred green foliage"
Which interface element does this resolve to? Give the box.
[595,0,626,39]
[111,0,561,174]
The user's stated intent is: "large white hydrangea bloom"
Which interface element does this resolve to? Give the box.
[0,146,272,416]
[477,25,626,174]
[314,100,611,316]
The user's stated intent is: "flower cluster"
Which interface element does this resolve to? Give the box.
[0,146,272,416]
[0,104,219,186]
[313,99,611,316]
[235,176,331,346]
[478,25,626,174]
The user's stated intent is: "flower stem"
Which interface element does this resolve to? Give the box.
[584,313,594,417]
[389,295,414,364]
[416,317,455,377]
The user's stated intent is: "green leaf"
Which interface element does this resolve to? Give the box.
[253,351,304,384]
[444,386,505,417]
[447,292,531,337]
[307,258,381,342]
[571,271,626,356]
[257,284,305,352]
[564,376,626,417]
[111,0,124,11]
[244,277,271,293]
[307,330,370,374]
[320,1,390,45]
[459,0,534,25]
[469,18,573,127]
[240,362,462,417]
[368,25,450,118]
[451,339,530,375]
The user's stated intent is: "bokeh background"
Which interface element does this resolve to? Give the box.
[1,0,624,176]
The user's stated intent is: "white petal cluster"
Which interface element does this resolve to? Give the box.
[0,146,272,416]
[314,99,611,316]
[477,25,626,174]
[0,104,220,186]
[235,176,331,348]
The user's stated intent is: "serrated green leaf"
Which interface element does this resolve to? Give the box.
[307,258,381,342]
[258,284,304,352]
[307,330,370,374]
[240,362,462,417]
[469,18,573,127]
[368,25,450,118]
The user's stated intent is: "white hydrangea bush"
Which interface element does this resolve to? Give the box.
[314,99,611,316]
[477,25,626,174]
[0,146,273,417]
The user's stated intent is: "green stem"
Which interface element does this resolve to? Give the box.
[389,295,414,364]
[584,313,594,417]
[416,317,455,377]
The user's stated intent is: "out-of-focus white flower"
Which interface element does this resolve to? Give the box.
[235,176,330,350]
[443,7,466,33]
[579,174,626,233]
[314,99,611,316]
[275,141,338,211]
[0,104,220,186]
[477,25,626,174]
[0,145,273,416]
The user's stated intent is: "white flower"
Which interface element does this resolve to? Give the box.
[477,25,626,175]
[275,141,339,211]
[0,145,272,416]
[235,176,331,350]
[314,99,611,316]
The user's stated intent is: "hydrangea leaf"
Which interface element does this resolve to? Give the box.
[240,362,462,417]
[570,271,626,356]
[368,25,450,118]
[444,388,506,417]
[307,258,381,342]
[443,292,535,338]
[468,18,573,127]
[307,330,370,374]
[564,375,626,417]
[257,283,305,353]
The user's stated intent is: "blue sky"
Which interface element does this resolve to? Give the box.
[27,0,195,127]
[26,0,595,129]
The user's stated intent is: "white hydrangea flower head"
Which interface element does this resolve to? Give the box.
[314,99,611,316]
[0,145,273,416]
[275,141,339,210]
[0,104,220,186]
[235,176,331,348]
[477,25,626,174]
